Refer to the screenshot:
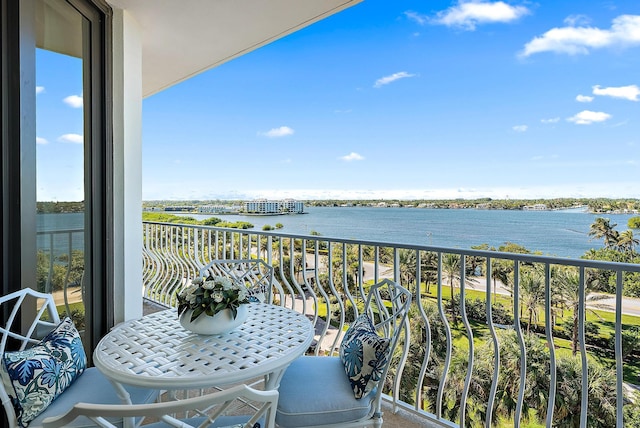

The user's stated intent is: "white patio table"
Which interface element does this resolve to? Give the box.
[93,303,314,400]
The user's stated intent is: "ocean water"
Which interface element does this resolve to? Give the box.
[37,212,86,255]
[174,207,637,259]
[38,208,636,259]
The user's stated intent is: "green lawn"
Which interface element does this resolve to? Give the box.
[420,284,640,383]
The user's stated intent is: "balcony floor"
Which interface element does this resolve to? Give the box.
[381,401,439,427]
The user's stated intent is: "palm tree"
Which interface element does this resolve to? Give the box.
[346,245,365,291]
[420,251,438,294]
[519,268,545,334]
[442,254,461,324]
[397,248,417,287]
[588,217,619,249]
[555,267,607,355]
[258,236,270,259]
[490,259,512,305]
[618,229,640,253]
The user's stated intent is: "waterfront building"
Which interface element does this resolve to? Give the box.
[523,203,548,211]
[164,205,195,212]
[280,198,304,213]
[198,205,238,214]
[244,199,304,214]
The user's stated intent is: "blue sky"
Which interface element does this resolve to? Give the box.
[37,0,640,201]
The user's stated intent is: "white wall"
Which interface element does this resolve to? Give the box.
[111,8,143,323]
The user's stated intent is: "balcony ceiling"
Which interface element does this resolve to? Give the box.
[107,0,362,98]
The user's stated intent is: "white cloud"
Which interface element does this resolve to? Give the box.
[541,117,560,124]
[521,14,640,57]
[232,183,640,200]
[567,110,612,125]
[576,94,594,102]
[434,1,530,31]
[340,152,364,161]
[36,86,45,94]
[36,137,49,145]
[63,95,83,108]
[592,84,640,101]
[564,15,591,27]
[57,133,84,144]
[512,125,528,132]
[259,126,295,138]
[374,72,416,88]
[404,11,428,26]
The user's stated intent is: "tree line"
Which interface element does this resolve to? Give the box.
[304,197,640,212]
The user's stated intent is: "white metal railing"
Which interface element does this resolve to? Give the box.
[36,228,84,317]
[142,221,640,428]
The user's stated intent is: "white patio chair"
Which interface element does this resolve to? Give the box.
[1,288,159,428]
[275,279,412,428]
[41,383,278,428]
[198,259,281,305]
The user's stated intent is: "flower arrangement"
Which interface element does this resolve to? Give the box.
[177,275,250,322]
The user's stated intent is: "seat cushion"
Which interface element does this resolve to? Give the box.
[276,356,374,428]
[339,314,390,399]
[29,367,159,428]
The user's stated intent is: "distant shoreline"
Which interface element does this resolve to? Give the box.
[142,199,640,216]
[44,198,640,216]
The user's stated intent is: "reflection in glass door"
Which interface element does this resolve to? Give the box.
[35,0,87,335]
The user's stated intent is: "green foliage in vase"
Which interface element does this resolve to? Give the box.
[177,275,250,322]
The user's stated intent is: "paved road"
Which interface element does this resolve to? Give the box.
[360,261,640,317]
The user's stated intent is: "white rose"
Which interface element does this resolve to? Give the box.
[218,277,233,290]
[187,293,198,305]
[202,280,215,290]
[213,291,224,303]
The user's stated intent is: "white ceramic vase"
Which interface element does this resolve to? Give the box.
[179,304,248,335]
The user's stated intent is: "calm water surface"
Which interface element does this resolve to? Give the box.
[176,207,636,259]
[39,209,636,259]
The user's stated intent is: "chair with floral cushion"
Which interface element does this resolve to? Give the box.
[0,288,159,428]
[41,383,278,428]
[275,278,412,428]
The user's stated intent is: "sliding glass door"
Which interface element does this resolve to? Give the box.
[1,0,112,358]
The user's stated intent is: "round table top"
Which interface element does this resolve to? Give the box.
[93,303,314,390]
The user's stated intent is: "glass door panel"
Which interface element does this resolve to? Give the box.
[35,0,87,333]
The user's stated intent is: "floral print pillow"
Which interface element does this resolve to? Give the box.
[339,314,390,399]
[2,317,86,427]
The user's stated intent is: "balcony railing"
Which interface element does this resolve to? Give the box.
[142,221,640,428]
[37,228,85,318]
